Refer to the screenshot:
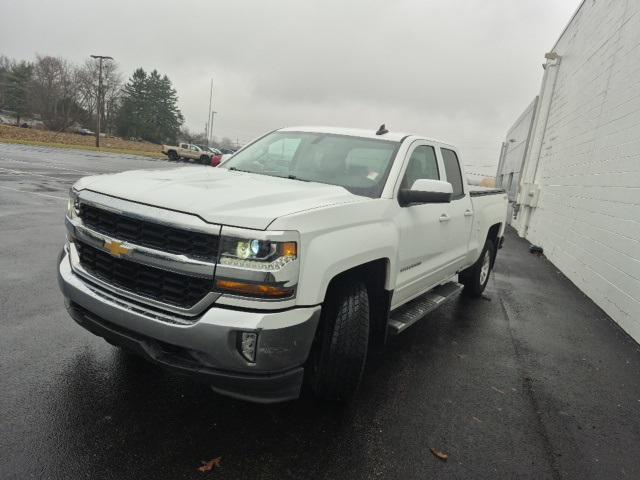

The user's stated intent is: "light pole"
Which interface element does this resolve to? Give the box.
[90,54,113,148]
[209,110,218,145]
[206,78,213,145]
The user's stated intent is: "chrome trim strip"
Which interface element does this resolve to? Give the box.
[69,219,216,278]
[83,282,195,325]
[67,241,220,317]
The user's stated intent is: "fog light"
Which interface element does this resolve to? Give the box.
[240,332,257,362]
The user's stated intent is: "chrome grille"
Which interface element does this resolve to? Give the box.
[79,203,219,260]
[76,241,212,309]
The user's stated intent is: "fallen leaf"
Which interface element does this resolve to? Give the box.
[197,457,222,473]
[430,448,449,462]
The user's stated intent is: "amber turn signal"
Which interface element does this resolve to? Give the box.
[282,242,297,258]
[215,279,294,298]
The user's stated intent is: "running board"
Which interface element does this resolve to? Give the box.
[388,282,463,335]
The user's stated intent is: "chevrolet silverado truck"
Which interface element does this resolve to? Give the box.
[161,142,213,164]
[59,126,507,403]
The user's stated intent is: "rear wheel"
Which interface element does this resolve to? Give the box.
[168,150,179,161]
[307,280,370,401]
[459,238,495,297]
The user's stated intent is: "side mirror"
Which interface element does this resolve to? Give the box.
[398,179,452,206]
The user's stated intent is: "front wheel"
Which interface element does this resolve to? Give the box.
[459,238,495,297]
[306,280,370,401]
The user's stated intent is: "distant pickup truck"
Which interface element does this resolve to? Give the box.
[161,143,213,164]
[59,126,507,403]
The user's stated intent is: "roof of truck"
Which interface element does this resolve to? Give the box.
[279,126,453,147]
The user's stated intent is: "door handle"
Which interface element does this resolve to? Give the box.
[464,209,474,217]
[439,214,450,222]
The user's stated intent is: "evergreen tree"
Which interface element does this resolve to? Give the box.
[4,61,33,125]
[115,68,147,139]
[0,56,10,107]
[115,68,183,144]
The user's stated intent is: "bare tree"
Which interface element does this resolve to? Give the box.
[179,127,208,145]
[29,55,83,131]
[76,58,122,134]
[219,137,234,149]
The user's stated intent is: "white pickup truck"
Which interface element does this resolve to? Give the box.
[58,126,507,403]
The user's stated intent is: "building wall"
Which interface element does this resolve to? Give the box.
[497,97,538,221]
[508,0,640,342]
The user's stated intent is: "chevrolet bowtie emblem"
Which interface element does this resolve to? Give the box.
[104,240,130,257]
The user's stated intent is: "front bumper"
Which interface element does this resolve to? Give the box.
[57,248,321,403]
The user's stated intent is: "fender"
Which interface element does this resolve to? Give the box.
[269,199,400,306]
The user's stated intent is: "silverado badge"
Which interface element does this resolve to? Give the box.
[104,240,130,258]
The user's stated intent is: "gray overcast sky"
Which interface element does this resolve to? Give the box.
[1,0,579,175]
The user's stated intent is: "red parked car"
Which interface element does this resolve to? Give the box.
[198,146,224,167]
[211,153,223,166]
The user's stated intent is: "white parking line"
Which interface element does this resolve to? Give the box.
[0,167,73,182]
[0,185,66,200]
[0,157,96,175]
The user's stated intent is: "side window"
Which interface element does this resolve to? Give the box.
[400,145,439,189]
[441,148,464,198]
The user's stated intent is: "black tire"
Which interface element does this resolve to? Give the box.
[168,150,179,161]
[307,280,370,401]
[460,238,496,297]
[200,155,209,165]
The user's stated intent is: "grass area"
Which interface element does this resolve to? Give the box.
[0,124,165,159]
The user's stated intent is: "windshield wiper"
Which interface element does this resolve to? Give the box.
[229,167,309,182]
[228,167,253,174]
[287,174,309,182]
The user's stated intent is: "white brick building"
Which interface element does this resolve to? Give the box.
[499,0,640,342]
[496,97,538,221]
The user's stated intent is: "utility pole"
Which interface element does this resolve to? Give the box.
[206,78,213,145]
[209,110,217,145]
[90,54,113,148]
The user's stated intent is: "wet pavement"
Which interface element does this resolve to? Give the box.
[1,142,639,479]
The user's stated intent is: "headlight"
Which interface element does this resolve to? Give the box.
[215,229,299,300]
[67,188,80,219]
[219,237,297,269]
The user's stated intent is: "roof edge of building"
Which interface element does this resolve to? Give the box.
[550,0,587,52]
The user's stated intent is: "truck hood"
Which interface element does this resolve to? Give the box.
[76,166,365,230]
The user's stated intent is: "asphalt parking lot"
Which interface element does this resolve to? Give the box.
[1,142,639,480]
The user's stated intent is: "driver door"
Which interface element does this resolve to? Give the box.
[393,142,451,308]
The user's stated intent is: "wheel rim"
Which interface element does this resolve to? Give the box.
[479,250,491,285]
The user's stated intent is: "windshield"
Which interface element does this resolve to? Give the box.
[222,131,400,198]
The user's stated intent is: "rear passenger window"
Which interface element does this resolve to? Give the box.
[400,145,439,189]
[441,148,464,199]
